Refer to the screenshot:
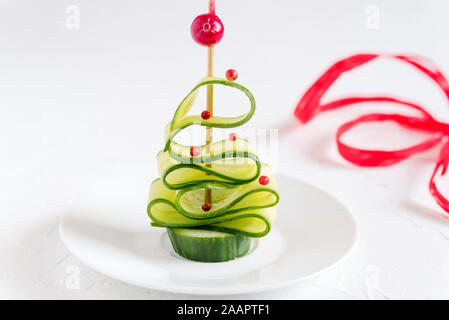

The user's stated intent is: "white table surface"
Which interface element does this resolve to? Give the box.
[2,0,449,299]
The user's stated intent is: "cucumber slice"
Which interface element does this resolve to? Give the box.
[167,228,252,262]
[147,164,278,237]
[158,138,261,190]
[176,164,279,218]
[164,77,256,151]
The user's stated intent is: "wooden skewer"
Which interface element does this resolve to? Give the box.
[205,0,215,205]
[209,0,215,14]
[205,45,214,204]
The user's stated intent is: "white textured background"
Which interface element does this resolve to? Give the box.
[1,0,449,299]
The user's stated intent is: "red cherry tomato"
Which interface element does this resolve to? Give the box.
[191,13,224,46]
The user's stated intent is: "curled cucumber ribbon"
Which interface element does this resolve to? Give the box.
[148,77,279,237]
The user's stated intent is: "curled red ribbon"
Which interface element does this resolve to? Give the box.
[294,53,449,215]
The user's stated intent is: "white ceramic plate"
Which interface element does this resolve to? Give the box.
[60,174,357,295]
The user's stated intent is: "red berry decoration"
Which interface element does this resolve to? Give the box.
[202,203,211,211]
[190,146,201,157]
[229,133,238,141]
[259,176,269,185]
[225,69,238,81]
[201,110,211,120]
[191,13,224,46]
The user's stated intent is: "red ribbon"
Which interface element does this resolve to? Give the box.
[294,53,449,215]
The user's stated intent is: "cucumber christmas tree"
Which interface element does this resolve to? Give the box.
[147,0,279,262]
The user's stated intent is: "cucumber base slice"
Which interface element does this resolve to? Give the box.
[167,228,252,262]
